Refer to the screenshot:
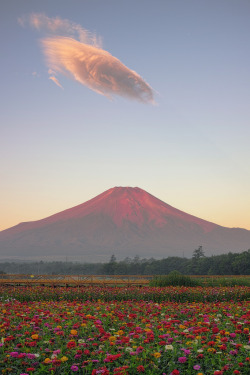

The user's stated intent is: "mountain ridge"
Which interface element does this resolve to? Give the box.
[0,187,249,261]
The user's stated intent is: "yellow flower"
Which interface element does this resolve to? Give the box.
[31,334,39,340]
[207,348,216,353]
[81,323,86,327]
[109,336,116,342]
[153,352,161,358]
[61,356,68,362]
[70,330,78,336]
[44,358,51,364]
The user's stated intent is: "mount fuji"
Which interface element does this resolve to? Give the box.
[0,187,249,261]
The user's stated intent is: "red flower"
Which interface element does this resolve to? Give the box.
[172,370,180,375]
[137,365,145,373]
[67,340,76,348]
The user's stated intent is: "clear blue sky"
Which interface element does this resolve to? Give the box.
[1,0,250,230]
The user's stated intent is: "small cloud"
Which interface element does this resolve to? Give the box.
[20,13,101,47]
[48,68,56,75]
[49,75,64,89]
[32,71,38,77]
[20,13,155,103]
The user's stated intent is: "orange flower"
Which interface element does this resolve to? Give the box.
[153,352,161,358]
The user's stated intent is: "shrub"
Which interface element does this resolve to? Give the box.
[149,271,201,287]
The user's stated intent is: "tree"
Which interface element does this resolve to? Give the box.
[192,246,205,259]
[190,246,205,275]
[103,254,117,275]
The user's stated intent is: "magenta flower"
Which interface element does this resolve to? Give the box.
[10,352,19,357]
[71,365,79,371]
[178,356,187,363]
[193,365,201,370]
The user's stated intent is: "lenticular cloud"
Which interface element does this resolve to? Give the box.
[42,37,154,103]
[21,13,154,103]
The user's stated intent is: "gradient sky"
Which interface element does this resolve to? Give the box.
[1,0,250,232]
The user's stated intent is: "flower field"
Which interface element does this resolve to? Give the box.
[0,286,250,374]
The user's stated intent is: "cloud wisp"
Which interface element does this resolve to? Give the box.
[49,75,64,89]
[20,13,155,103]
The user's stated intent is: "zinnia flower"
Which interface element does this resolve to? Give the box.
[178,356,187,363]
[165,344,173,350]
[194,365,201,370]
[137,365,145,373]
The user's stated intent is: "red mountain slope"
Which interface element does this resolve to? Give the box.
[0,187,249,261]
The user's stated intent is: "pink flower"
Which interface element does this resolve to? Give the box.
[10,352,19,357]
[71,365,79,371]
[178,356,187,363]
[193,365,201,370]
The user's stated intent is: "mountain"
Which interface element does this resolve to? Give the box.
[0,186,249,261]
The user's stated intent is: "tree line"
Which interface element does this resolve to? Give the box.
[0,247,250,275]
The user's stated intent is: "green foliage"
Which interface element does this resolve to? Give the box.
[202,276,250,287]
[149,271,201,287]
[0,249,250,275]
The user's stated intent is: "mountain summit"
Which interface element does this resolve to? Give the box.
[0,187,249,261]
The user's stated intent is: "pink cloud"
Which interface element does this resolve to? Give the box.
[20,13,155,103]
[49,76,63,89]
[42,37,154,103]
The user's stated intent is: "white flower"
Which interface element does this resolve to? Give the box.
[125,347,133,352]
[165,345,173,350]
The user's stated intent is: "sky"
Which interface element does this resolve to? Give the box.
[1,0,250,231]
